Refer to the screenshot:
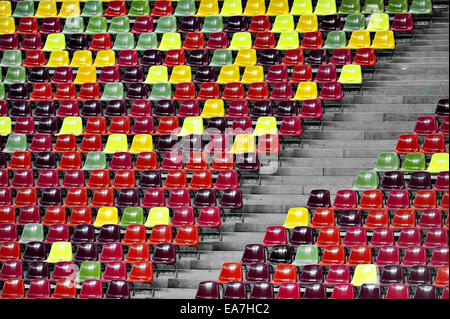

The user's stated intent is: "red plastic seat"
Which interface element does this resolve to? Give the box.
[222,82,245,100]
[51,279,76,299]
[330,284,355,299]
[252,32,276,49]
[290,64,313,83]
[86,170,110,190]
[128,261,154,284]
[385,283,410,299]
[0,278,25,299]
[151,1,173,16]
[353,48,376,67]
[246,82,269,100]
[415,116,438,135]
[433,265,449,288]
[346,245,372,266]
[14,187,37,207]
[183,32,205,50]
[319,81,343,101]
[99,243,124,263]
[210,152,234,171]
[148,224,173,245]
[262,226,288,247]
[23,50,46,68]
[197,206,222,233]
[129,100,152,118]
[160,151,184,170]
[154,117,179,135]
[124,243,150,263]
[90,188,115,208]
[206,32,229,50]
[429,247,449,267]
[30,83,53,101]
[423,228,448,249]
[394,134,420,154]
[319,245,346,265]
[67,207,92,227]
[171,207,195,228]
[376,246,400,267]
[315,64,337,83]
[54,84,77,101]
[324,265,351,285]
[77,83,101,101]
[391,209,416,229]
[279,116,303,137]
[58,152,82,170]
[249,16,271,32]
[12,117,35,135]
[358,190,384,210]
[173,83,196,101]
[173,224,200,257]
[226,100,249,118]
[42,206,66,226]
[163,49,185,67]
[132,17,154,33]
[122,225,147,246]
[311,208,335,229]
[343,226,367,247]
[418,209,443,229]
[64,188,89,208]
[316,226,341,248]
[440,116,449,135]
[40,18,61,34]
[270,82,294,100]
[439,190,449,210]
[365,208,390,229]
[187,170,212,190]
[134,152,158,171]
[402,246,427,267]
[333,190,358,210]
[421,133,446,154]
[104,0,127,16]
[0,242,21,261]
[185,152,209,172]
[397,228,422,249]
[299,99,323,119]
[282,49,304,66]
[412,190,437,210]
[17,17,39,34]
[330,49,352,66]
[266,65,288,83]
[54,134,77,152]
[78,135,102,153]
[62,170,85,188]
[11,169,34,188]
[301,32,323,49]
[257,134,280,155]
[272,264,298,286]
[89,33,112,51]
[0,207,15,225]
[385,190,411,210]
[391,13,414,32]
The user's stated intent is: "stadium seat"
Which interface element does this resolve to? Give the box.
[409,0,432,14]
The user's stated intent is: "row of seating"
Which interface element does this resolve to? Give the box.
[0,30,397,51]
[196,281,447,299]
[0,13,414,36]
[389,135,449,158]
[0,205,223,230]
[261,226,449,251]
[1,13,416,37]
[1,0,434,19]
[215,262,448,286]
[374,153,449,174]
[0,63,360,85]
[0,278,134,299]
[406,115,449,137]
[284,205,450,229]
[0,186,244,208]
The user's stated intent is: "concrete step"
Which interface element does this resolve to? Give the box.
[301,139,396,149]
[280,157,376,167]
[343,104,435,112]
[323,121,416,130]
[258,175,356,185]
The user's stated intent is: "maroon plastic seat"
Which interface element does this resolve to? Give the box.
[258,49,282,66]
[435,98,449,118]
[391,13,414,32]
[408,266,433,285]
[126,83,149,100]
[160,151,184,170]
[414,116,437,135]
[429,247,449,267]
[246,82,269,101]
[178,16,201,33]
[376,246,401,267]
[343,226,367,248]
[270,82,294,100]
[305,49,329,66]
[414,285,438,299]
[206,32,229,50]
[385,190,411,210]
[300,32,323,49]
[74,243,98,262]
[274,101,298,117]
[299,99,322,119]
[224,16,248,32]
[241,244,266,266]
[358,284,381,299]
[40,18,61,34]
[268,245,294,264]
[78,279,103,299]
[105,100,127,117]
[320,14,343,32]
[249,282,274,299]
[71,224,95,244]
[192,189,216,208]
[196,206,222,239]
[42,206,66,226]
[138,171,162,189]
[401,246,427,267]
[25,262,50,281]
[17,17,39,34]
[132,16,154,33]
[252,31,276,49]
[116,189,141,208]
[105,280,130,299]
[306,189,331,209]
[380,265,405,285]
[172,207,195,228]
[423,228,448,249]
[50,262,76,282]
[104,0,127,16]
[195,281,220,299]
[397,228,422,249]
[23,242,47,262]
[186,49,210,66]
[248,16,271,32]
[434,171,449,192]
[299,265,324,285]
[44,224,70,244]
[140,188,165,208]
[151,243,177,277]
[0,260,23,280]
[98,66,120,84]
[66,34,89,51]
[315,64,337,83]
[339,211,362,230]
[109,152,133,170]
[319,81,343,101]
[330,284,355,299]
[262,226,287,247]
[21,34,44,51]
[303,283,327,299]
[219,189,243,215]
[122,66,145,83]
[333,190,358,210]
[223,281,247,299]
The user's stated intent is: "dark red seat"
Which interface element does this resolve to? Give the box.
[319,82,343,101]
[248,16,271,32]
[414,116,437,135]
[290,64,313,83]
[104,0,127,16]
[164,49,185,67]
[89,33,112,51]
[391,13,414,32]
[17,17,39,34]
[353,48,376,67]
[333,189,358,210]
[282,49,304,66]
[206,32,229,50]
[252,31,276,49]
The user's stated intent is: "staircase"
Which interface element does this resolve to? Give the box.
[137,8,449,299]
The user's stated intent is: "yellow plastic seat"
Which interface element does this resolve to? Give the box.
[231,134,256,154]
[314,0,337,15]
[35,0,58,18]
[243,0,266,16]
[275,32,300,50]
[338,64,362,84]
[169,65,192,84]
[283,207,310,229]
[371,30,395,49]
[46,51,70,67]
[103,133,129,154]
[144,66,169,84]
[158,32,181,51]
[0,1,12,17]
[70,50,93,67]
[253,116,278,136]
[42,34,66,51]
[46,242,73,263]
[178,117,204,136]
[144,207,171,228]
[0,117,12,136]
[292,82,318,100]
[366,13,390,32]
[296,14,318,32]
[290,0,313,15]
[196,0,219,17]
[426,153,449,173]
[217,65,241,84]
[58,0,81,17]
[351,264,379,287]
[0,17,14,34]
[93,50,115,67]
[228,32,252,50]
[73,66,97,84]
[93,207,119,228]
[266,0,289,16]
[346,30,371,49]
[241,66,264,84]
[200,100,225,118]
[234,49,257,67]
[271,14,295,32]
[220,0,243,16]
[129,134,154,154]
[56,116,83,136]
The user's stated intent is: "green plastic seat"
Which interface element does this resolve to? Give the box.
[83,152,107,170]
[3,134,28,153]
[314,0,337,15]
[149,83,172,100]
[135,33,158,51]
[210,49,233,66]
[19,224,44,244]
[338,0,360,14]
[353,170,379,191]
[0,117,11,136]
[0,50,22,67]
[158,33,181,51]
[373,152,400,172]
[128,0,151,17]
[108,16,130,34]
[104,134,129,154]
[46,242,73,263]
[12,1,34,17]
[323,31,347,49]
[155,16,177,33]
[362,0,384,14]
[290,0,313,15]
[81,1,103,17]
[409,0,432,14]
[343,13,366,31]
[62,16,85,34]
[292,245,319,266]
[386,0,408,13]
[85,17,107,34]
[201,16,223,33]
[78,261,102,283]
[400,153,426,172]
[100,83,124,100]
[174,0,197,16]
[3,67,26,84]
[366,13,390,32]
[112,32,135,50]
[119,207,145,228]
[0,83,4,100]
